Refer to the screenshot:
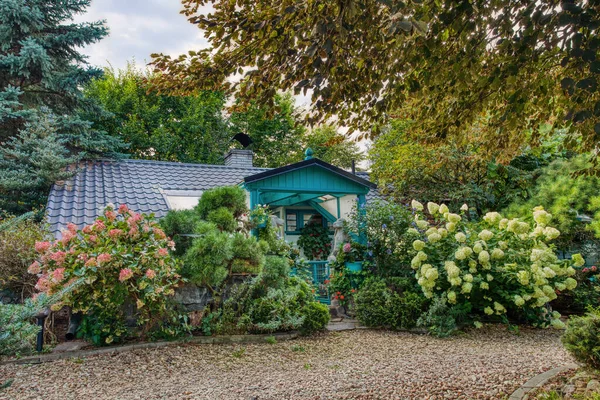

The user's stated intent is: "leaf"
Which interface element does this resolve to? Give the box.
[397,20,413,32]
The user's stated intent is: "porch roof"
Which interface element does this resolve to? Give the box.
[243,158,376,210]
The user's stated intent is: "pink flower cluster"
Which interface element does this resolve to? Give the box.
[119,268,134,282]
[118,204,129,214]
[582,266,598,273]
[28,261,41,274]
[35,241,51,253]
[50,251,67,266]
[108,229,123,238]
[343,243,352,253]
[97,253,112,264]
[105,210,117,221]
[60,230,75,245]
[145,269,156,279]
[157,248,169,257]
[51,268,65,283]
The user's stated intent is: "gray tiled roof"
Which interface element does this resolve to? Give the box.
[46,159,379,237]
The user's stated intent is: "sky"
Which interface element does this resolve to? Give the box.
[74,0,209,71]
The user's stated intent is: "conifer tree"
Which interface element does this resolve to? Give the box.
[0,0,124,212]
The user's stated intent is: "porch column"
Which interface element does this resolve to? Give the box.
[250,189,259,237]
[357,194,367,244]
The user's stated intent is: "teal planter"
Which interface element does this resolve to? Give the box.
[345,261,363,272]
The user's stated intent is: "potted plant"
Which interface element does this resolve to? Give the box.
[340,242,365,272]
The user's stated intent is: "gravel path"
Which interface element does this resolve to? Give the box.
[0,326,573,400]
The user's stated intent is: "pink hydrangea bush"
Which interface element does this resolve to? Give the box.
[30,204,183,345]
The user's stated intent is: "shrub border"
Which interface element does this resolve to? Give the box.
[0,331,299,366]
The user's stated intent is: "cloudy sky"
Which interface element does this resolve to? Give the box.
[75,0,209,71]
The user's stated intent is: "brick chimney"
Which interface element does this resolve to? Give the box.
[224,149,254,167]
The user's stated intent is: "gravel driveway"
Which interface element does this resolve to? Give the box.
[0,326,573,400]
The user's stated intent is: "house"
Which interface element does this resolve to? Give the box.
[47,149,380,245]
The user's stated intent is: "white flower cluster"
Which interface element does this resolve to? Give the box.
[410,201,583,327]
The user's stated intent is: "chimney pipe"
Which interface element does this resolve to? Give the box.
[351,160,356,175]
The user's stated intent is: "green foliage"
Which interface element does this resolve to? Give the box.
[304,125,364,169]
[1,280,81,357]
[0,0,124,213]
[299,302,330,335]
[347,200,416,277]
[0,214,46,298]
[354,277,428,330]
[195,186,247,220]
[153,0,600,156]
[0,112,80,213]
[562,308,600,369]
[505,156,600,248]
[32,205,184,345]
[159,209,201,256]
[207,207,237,232]
[297,223,331,260]
[370,121,537,214]
[83,63,230,163]
[417,296,472,338]
[228,93,306,168]
[410,201,581,328]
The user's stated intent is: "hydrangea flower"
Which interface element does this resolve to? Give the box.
[445,222,456,232]
[483,212,502,225]
[491,248,504,259]
[119,268,134,282]
[416,220,429,230]
[572,253,585,267]
[533,207,552,226]
[447,291,457,303]
[413,240,426,251]
[478,250,490,263]
[484,307,494,315]
[478,230,494,241]
[427,202,440,214]
[514,295,525,307]
[447,213,461,223]
[411,200,424,211]
[439,204,449,214]
[455,232,467,243]
[460,204,469,212]
[427,232,442,243]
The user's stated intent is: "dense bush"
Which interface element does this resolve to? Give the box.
[300,302,331,335]
[214,255,329,335]
[0,214,47,299]
[417,296,472,337]
[30,204,185,345]
[354,277,428,330]
[195,186,247,219]
[562,308,600,369]
[410,200,582,328]
[505,156,600,249]
[346,200,417,277]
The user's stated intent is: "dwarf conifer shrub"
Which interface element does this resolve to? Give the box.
[562,308,600,369]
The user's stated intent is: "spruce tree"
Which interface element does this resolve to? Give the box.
[0,0,125,212]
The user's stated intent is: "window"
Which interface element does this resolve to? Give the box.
[162,190,204,211]
[285,209,332,234]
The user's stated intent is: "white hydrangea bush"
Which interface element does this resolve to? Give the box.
[409,201,583,328]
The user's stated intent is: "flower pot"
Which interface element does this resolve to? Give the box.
[345,261,363,272]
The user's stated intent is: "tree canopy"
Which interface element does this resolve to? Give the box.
[151,0,600,158]
[0,0,123,213]
[83,63,230,164]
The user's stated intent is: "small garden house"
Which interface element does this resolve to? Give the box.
[46,149,379,297]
